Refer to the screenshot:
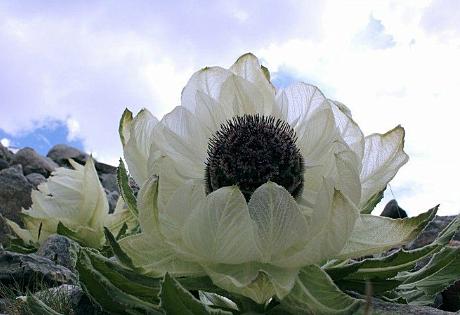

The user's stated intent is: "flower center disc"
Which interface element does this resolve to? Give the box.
[205,114,304,201]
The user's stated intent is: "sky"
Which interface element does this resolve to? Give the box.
[0,0,459,216]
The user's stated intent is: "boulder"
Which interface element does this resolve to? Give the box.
[0,159,8,171]
[100,172,118,192]
[11,147,58,177]
[0,143,13,162]
[0,165,32,225]
[26,172,47,188]
[0,250,77,291]
[47,144,88,167]
[95,161,117,174]
[106,190,119,214]
[381,199,408,219]
[36,235,80,273]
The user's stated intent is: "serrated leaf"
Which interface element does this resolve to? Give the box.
[395,246,460,305]
[360,187,385,214]
[117,159,138,217]
[26,294,63,315]
[76,248,162,314]
[281,265,363,315]
[104,227,136,269]
[56,221,89,247]
[160,273,232,315]
[336,278,402,295]
[199,291,238,312]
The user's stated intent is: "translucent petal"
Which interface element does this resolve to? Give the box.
[154,106,209,179]
[122,109,159,186]
[337,209,436,259]
[276,83,329,128]
[119,233,203,277]
[329,100,365,163]
[247,182,308,263]
[219,74,265,115]
[276,180,359,268]
[229,53,277,116]
[204,263,298,304]
[359,126,409,208]
[182,186,257,264]
[156,157,191,212]
[136,173,160,235]
[159,180,205,243]
[181,66,233,114]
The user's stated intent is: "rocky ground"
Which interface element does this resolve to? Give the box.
[0,142,459,314]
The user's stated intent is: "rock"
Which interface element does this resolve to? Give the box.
[11,147,58,177]
[367,297,455,314]
[0,165,33,225]
[0,216,13,246]
[47,144,88,167]
[381,199,408,219]
[100,172,118,192]
[0,143,13,162]
[106,190,119,214]
[26,172,47,188]
[409,216,459,249]
[36,235,80,273]
[0,159,8,171]
[95,161,117,174]
[0,250,77,291]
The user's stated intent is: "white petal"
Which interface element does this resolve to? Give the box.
[137,173,160,236]
[229,53,277,116]
[219,74,265,115]
[182,186,257,264]
[181,66,233,114]
[337,208,436,259]
[119,233,203,277]
[122,109,159,186]
[276,83,328,128]
[359,126,409,208]
[276,180,359,267]
[154,106,209,179]
[329,100,365,163]
[156,157,191,212]
[247,182,308,264]
[159,180,205,242]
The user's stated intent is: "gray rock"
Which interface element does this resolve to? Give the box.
[11,147,58,177]
[47,144,88,167]
[0,143,13,162]
[0,250,77,291]
[0,216,13,246]
[381,199,408,219]
[365,297,455,314]
[0,165,33,225]
[36,235,80,273]
[95,161,117,174]
[0,159,8,171]
[100,172,118,192]
[106,190,119,214]
[26,172,47,188]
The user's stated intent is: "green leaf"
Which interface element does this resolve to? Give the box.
[5,238,37,253]
[159,273,232,315]
[336,278,401,295]
[434,213,460,245]
[361,187,385,214]
[56,221,89,247]
[117,159,138,217]
[76,248,162,314]
[199,292,239,312]
[281,265,363,315]
[26,294,63,315]
[104,227,136,270]
[395,246,460,305]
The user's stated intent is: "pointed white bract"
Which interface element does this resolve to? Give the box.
[118,53,418,303]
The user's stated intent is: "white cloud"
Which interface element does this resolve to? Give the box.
[0,138,10,147]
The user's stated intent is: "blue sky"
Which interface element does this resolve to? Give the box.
[0,0,459,215]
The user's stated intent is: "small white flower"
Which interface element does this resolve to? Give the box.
[6,157,133,248]
[119,54,413,303]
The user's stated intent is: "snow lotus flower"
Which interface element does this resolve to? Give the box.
[118,53,422,304]
[6,157,133,248]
